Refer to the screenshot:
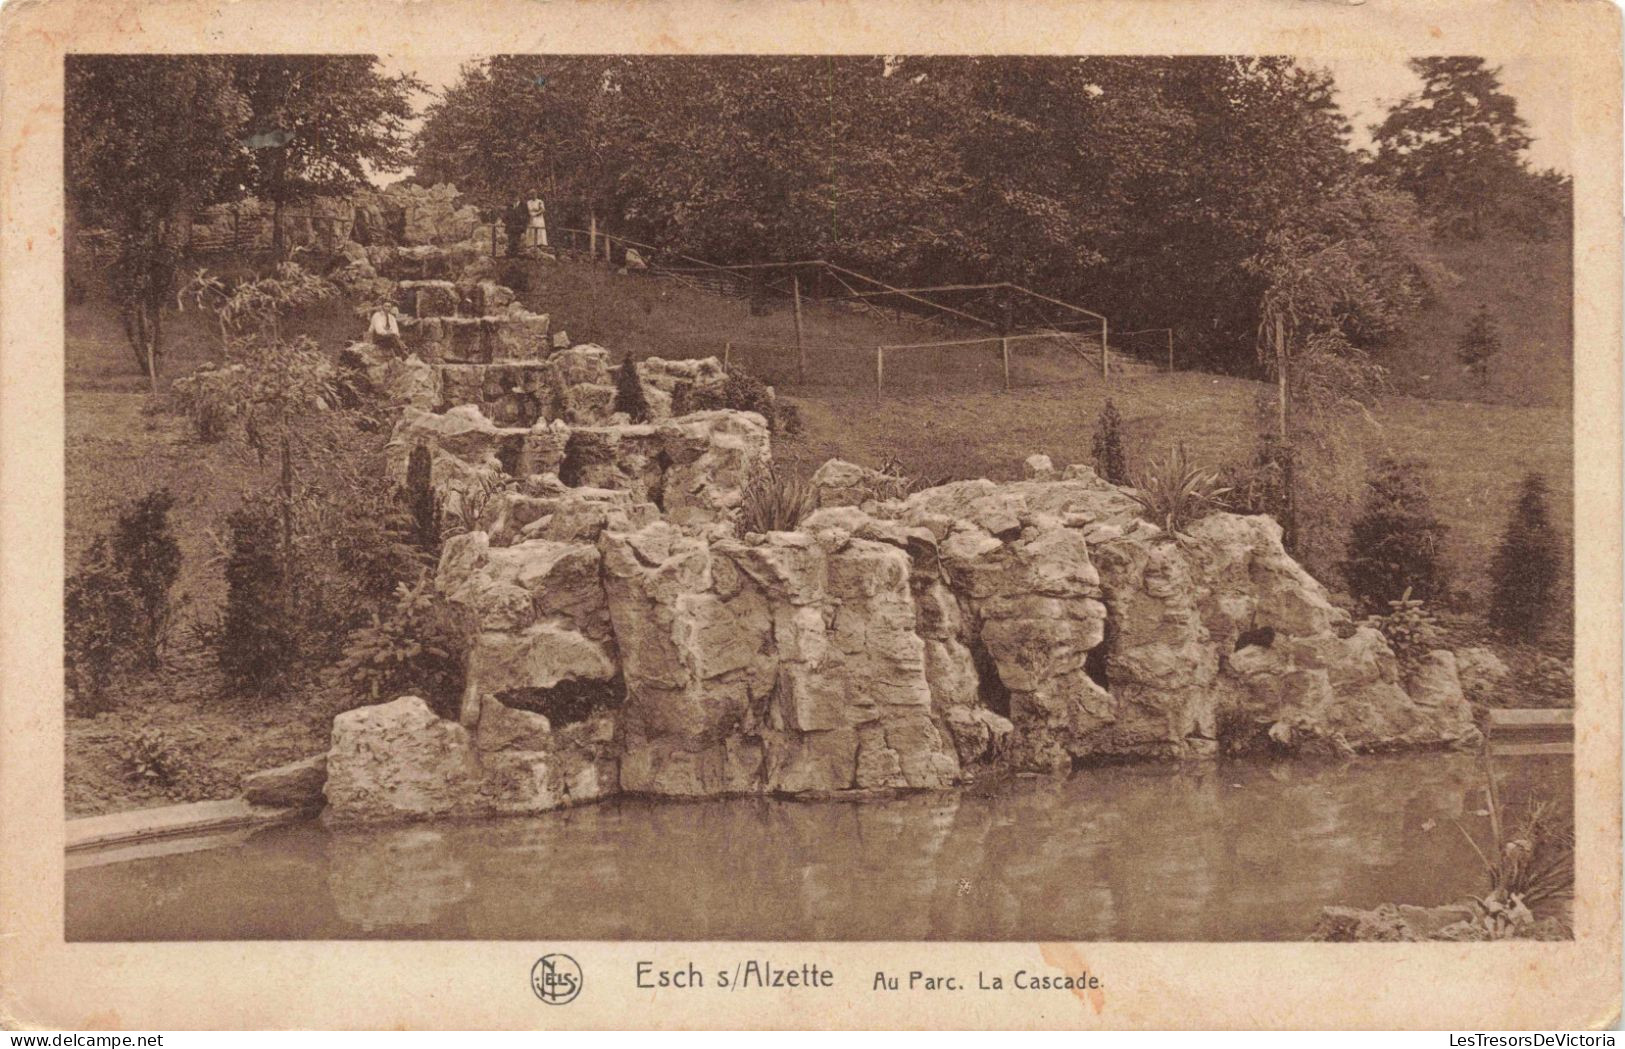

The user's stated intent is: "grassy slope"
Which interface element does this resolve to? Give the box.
[1378,236,1572,409]
[65,239,1572,814]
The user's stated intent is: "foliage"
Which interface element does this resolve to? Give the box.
[1371,57,1572,241]
[229,56,422,255]
[1363,587,1442,669]
[675,364,802,435]
[1126,444,1232,534]
[337,576,469,712]
[117,729,185,786]
[1456,306,1504,385]
[406,443,441,550]
[66,56,250,380]
[1090,398,1128,484]
[218,499,295,693]
[64,490,185,713]
[612,354,652,422]
[416,56,1437,375]
[1489,473,1563,642]
[1454,750,1574,931]
[738,461,816,535]
[1341,457,1451,612]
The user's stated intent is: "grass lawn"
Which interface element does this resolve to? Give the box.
[63,245,1574,815]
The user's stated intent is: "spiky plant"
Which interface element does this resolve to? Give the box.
[737,461,815,535]
[1126,443,1232,534]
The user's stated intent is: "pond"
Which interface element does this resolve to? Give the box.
[65,750,1570,942]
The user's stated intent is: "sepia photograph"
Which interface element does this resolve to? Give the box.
[58,47,1581,943]
[2,0,1619,1031]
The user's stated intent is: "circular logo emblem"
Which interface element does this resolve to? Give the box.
[531,953,583,1005]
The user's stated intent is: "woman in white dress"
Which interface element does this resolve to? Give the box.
[526,197,548,249]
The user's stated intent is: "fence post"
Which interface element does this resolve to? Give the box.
[1001,336,1011,391]
[875,346,885,400]
[724,341,732,368]
[1101,318,1110,380]
[1167,329,1174,373]
[604,231,612,264]
[792,274,806,383]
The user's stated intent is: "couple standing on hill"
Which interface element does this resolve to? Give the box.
[502,196,548,255]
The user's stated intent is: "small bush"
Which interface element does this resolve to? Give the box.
[1489,473,1563,642]
[117,728,183,786]
[337,576,469,715]
[1126,444,1232,534]
[738,461,815,535]
[677,364,802,435]
[1364,587,1442,669]
[612,354,651,423]
[1457,306,1503,385]
[1091,398,1128,484]
[64,489,184,713]
[1341,457,1450,613]
[218,499,296,694]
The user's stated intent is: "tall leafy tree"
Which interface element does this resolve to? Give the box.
[65,55,249,385]
[231,55,422,256]
[1370,57,1564,239]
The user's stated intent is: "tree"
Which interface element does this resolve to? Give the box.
[1456,306,1503,384]
[1370,57,1565,239]
[65,56,249,386]
[231,56,422,257]
[416,56,1438,374]
[1341,457,1451,612]
[1489,473,1563,641]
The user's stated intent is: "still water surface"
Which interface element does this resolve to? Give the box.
[66,751,1569,941]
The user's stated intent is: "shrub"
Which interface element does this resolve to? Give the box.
[117,728,183,786]
[64,489,184,713]
[1489,473,1563,642]
[1340,457,1450,612]
[110,489,184,666]
[1364,587,1442,669]
[1091,398,1128,484]
[218,499,296,693]
[738,461,815,535]
[65,547,136,715]
[612,354,651,423]
[676,364,802,435]
[1457,306,1503,385]
[1126,443,1232,534]
[337,576,469,716]
[405,442,440,551]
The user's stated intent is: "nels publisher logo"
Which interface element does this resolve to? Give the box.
[531,953,583,1005]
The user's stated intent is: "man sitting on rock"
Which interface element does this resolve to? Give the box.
[367,301,404,355]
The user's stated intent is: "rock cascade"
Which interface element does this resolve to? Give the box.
[322,448,1481,823]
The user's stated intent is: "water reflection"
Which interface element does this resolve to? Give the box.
[65,752,1570,941]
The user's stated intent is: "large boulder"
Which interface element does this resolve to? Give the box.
[323,695,616,823]
[1454,646,1512,704]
